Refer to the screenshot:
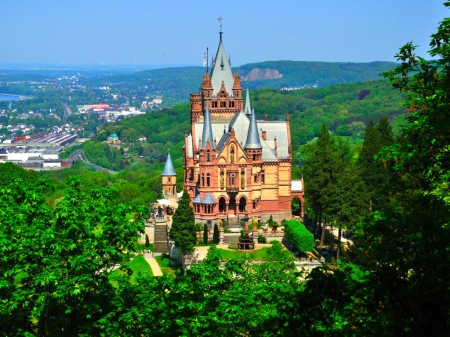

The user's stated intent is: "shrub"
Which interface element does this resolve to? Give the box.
[145,234,150,248]
[213,224,219,244]
[203,223,208,245]
[284,220,314,252]
[257,234,267,243]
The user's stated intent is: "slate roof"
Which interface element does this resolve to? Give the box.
[244,107,262,150]
[210,33,234,96]
[162,152,177,176]
[201,193,216,204]
[201,104,214,150]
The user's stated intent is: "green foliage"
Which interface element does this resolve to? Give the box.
[145,234,150,248]
[203,223,208,245]
[0,176,145,335]
[285,220,314,252]
[213,223,219,244]
[257,234,267,243]
[169,189,195,252]
[357,118,394,210]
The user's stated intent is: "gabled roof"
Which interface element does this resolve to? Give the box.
[193,194,201,203]
[162,152,177,176]
[210,33,234,96]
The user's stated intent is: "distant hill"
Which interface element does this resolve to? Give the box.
[237,60,398,89]
[83,78,405,171]
[96,60,398,105]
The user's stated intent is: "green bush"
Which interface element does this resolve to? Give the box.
[213,224,219,244]
[203,224,208,245]
[257,234,267,243]
[284,219,314,252]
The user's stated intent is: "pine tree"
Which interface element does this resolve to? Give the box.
[169,190,196,252]
[304,124,334,245]
[213,224,219,244]
[203,223,208,245]
[357,118,393,211]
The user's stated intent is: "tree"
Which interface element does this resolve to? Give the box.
[0,177,145,335]
[213,223,219,244]
[169,190,196,252]
[303,124,334,244]
[203,223,208,245]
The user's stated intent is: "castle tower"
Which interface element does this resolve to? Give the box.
[162,151,177,196]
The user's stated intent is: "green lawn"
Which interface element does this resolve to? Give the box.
[109,254,153,285]
[155,254,180,276]
[217,247,273,261]
[135,243,155,252]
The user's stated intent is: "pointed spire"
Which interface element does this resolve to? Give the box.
[162,151,177,176]
[245,106,262,150]
[201,104,214,150]
[244,88,251,115]
[210,30,234,96]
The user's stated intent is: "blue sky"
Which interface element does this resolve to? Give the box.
[0,0,447,66]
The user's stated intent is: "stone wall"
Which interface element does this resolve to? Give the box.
[138,220,155,244]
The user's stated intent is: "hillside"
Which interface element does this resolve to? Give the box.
[88,60,398,106]
[237,60,398,89]
[83,78,405,172]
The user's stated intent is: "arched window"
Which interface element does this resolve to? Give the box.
[207,173,210,187]
[219,197,226,212]
[206,151,210,162]
[230,147,235,164]
[201,174,205,186]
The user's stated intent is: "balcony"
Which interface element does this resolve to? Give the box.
[226,186,239,193]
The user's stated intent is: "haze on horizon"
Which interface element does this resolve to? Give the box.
[0,0,447,68]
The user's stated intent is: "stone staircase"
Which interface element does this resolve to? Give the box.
[226,216,241,229]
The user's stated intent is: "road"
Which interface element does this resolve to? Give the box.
[69,149,117,174]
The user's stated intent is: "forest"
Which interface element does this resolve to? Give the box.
[82,77,405,175]
[1,6,450,336]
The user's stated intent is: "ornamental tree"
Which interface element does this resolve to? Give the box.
[169,189,196,252]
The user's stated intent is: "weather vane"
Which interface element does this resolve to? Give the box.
[218,16,223,33]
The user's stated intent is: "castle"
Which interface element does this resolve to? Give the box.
[164,30,304,225]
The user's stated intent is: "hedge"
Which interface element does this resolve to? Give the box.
[284,220,314,252]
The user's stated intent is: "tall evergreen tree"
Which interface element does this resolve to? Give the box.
[213,223,219,244]
[376,116,394,148]
[304,124,334,245]
[169,190,196,252]
[357,119,392,211]
[203,223,208,245]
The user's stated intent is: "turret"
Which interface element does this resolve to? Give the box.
[245,107,262,162]
[201,104,214,150]
[244,88,252,116]
[162,151,177,195]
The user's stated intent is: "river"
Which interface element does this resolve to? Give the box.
[0,93,28,101]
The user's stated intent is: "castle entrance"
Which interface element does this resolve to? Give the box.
[228,197,236,216]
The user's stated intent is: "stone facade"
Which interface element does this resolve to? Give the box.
[183,32,304,225]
